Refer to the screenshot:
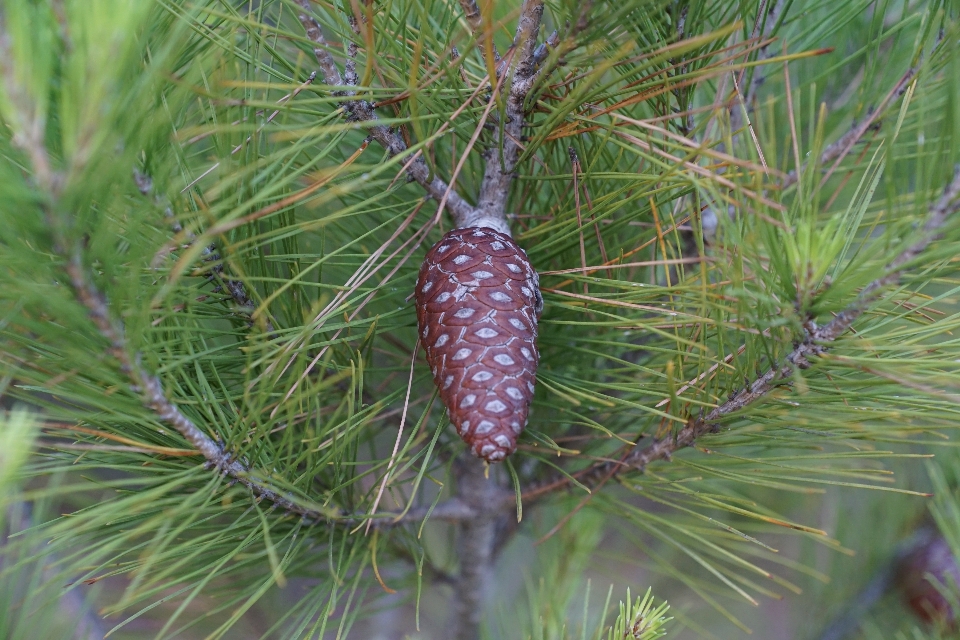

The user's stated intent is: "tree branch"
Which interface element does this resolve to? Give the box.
[443,4,550,639]
[294,0,555,240]
[452,457,500,640]
[2,18,353,527]
[458,0,501,63]
[293,1,343,88]
[815,165,960,340]
[136,169,258,318]
[457,0,485,39]
[47,258,480,526]
[519,165,960,505]
[58,225,469,528]
[6,1,549,535]
[62,255,326,511]
[471,0,544,235]
[510,0,545,89]
[782,46,924,189]
[293,0,475,225]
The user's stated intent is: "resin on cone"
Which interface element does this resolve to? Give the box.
[415,226,542,462]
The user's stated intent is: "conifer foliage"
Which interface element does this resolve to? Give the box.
[2,0,960,638]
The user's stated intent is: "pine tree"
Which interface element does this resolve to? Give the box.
[2,0,960,638]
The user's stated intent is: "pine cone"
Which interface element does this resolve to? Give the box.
[415,227,542,462]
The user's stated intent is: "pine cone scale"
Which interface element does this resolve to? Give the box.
[415,227,541,462]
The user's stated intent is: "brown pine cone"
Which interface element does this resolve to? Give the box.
[415,227,542,462]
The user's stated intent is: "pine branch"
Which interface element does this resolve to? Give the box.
[782,42,928,189]
[728,0,784,128]
[815,165,960,339]
[62,254,315,509]
[519,165,960,505]
[52,252,483,528]
[136,169,257,318]
[470,0,545,234]
[3,42,276,514]
[452,457,501,640]
[293,0,475,226]
[292,2,343,88]
[5,125,465,528]
[35,156,483,537]
[43,1,554,546]
[457,0,484,35]
[40,256,479,525]
[343,16,361,88]
[294,0,553,239]
[458,0,501,63]
[443,4,548,638]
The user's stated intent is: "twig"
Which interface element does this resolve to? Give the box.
[430,53,514,228]
[457,0,485,41]
[783,47,926,189]
[510,0,545,92]
[344,17,361,88]
[736,0,784,117]
[518,165,960,504]
[63,240,474,529]
[471,0,545,234]
[293,2,343,88]
[293,0,475,225]
[137,169,257,315]
[458,0,501,64]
